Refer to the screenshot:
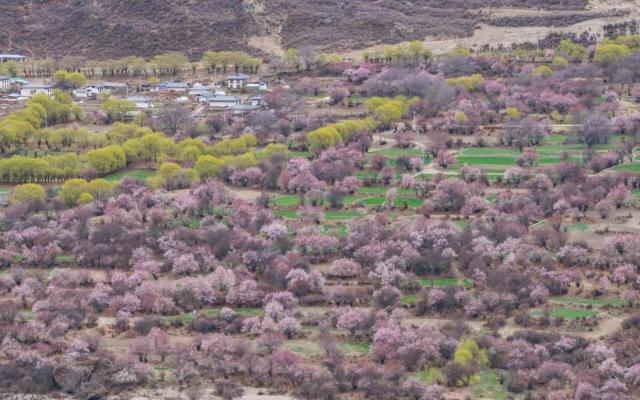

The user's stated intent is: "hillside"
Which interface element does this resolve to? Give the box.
[6,0,633,59]
[0,0,606,59]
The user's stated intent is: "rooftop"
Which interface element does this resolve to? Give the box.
[22,83,53,89]
[210,95,240,101]
[160,81,190,88]
[227,74,250,80]
[127,96,151,102]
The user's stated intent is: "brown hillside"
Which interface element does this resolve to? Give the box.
[0,0,592,59]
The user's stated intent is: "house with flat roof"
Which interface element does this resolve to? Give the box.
[127,96,153,109]
[20,83,53,98]
[0,54,26,63]
[208,95,242,109]
[0,75,11,90]
[74,83,110,98]
[157,81,190,93]
[10,78,29,86]
[188,83,213,98]
[249,95,264,107]
[226,74,249,90]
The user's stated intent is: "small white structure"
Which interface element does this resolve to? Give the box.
[20,83,53,98]
[0,54,26,63]
[0,75,11,89]
[208,95,241,109]
[127,96,153,109]
[249,95,264,107]
[74,83,110,98]
[245,82,268,92]
[226,74,249,90]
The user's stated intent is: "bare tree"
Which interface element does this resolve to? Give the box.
[157,102,191,135]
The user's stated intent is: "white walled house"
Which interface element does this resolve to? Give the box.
[0,75,11,90]
[226,74,249,90]
[20,83,54,98]
[208,95,241,109]
[74,83,109,98]
[158,81,189,93]
[127,96,153,109]
[0,54,26,63]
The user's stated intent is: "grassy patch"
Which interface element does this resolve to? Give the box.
[356,187,388,194]
[54,254,76,264]
[19,310,35,320]
[567,222,589,232]
[550,297,626,306]
[401,293,418,305]
[470,369,509,400]
[531,307,598,319]
[324,210,365,220]
[369,148,426,158]
[545,134,566,144]
[273,210,300,219]
[284,340,322,356]
[454,220,470,229]
[612,163,640,171]
[322,224,348,236]
[420,278,472,288]
[289,151,312,158]
[103,169,155,182]
[394,198,423,208]
[415,368,441,384]
[341,341,370,355]
[271,195,301,206]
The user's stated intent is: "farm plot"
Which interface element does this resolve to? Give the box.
[103,169,155,182]
[531,307,599,319]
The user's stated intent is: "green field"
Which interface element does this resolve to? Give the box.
[531,307,598,319]
[324,210,365,220]
[401,293,418,305]
[420,278,472,288]
[341,341,371,355]
[103,169,155,182]
[550,297,626,306]
[163,307,263,325]
[456,142,614,168]
[470,369,509,400]
[369,148,427,158]
[611,163,640,171]
[272,195,302,206]
[288,151,312,158]
[322,224,348,236]
[273,210,300,219]
[567,223,589,232]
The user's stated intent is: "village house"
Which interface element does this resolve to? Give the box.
[127,96,153,109]
[0,75,11,90]
[208,95,242,109]
[74,83,110,98]
[20,83,54,98]
[10,78,29,86]
[229,103,259,116]
[0,54,26,63]
[249,95,264,107]
[226,74,249,90]
[245,82,269,92]
[157,81,190,93]
[188,83,213,99]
